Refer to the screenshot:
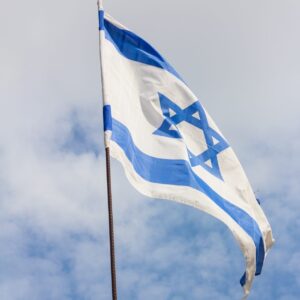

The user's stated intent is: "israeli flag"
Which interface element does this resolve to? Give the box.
[98,6,274,297]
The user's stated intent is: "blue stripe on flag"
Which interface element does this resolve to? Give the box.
[99,12,182,81]
[240,272,247,286]
[107,112,265,284]
[103,105,112,131]
[98,10,105,30]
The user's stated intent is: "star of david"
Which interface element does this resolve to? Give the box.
[153,93,229,180]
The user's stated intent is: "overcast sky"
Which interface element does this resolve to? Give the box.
[0,0,299,299]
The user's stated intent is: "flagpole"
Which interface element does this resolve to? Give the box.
[105,147,118,300]
[97,1,118,300]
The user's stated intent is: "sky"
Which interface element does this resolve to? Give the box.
[0,0,299,299]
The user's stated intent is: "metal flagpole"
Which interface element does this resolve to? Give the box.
[97,1,118,299]
[105,148,118,300]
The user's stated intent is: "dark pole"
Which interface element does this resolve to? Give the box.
[97,1,118,298]
[105,147,118,300]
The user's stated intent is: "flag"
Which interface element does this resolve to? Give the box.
[98,6,274,297]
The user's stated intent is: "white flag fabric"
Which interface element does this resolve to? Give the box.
[98,8,274,297]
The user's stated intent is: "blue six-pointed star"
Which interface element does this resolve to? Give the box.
[153,93,229,180]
